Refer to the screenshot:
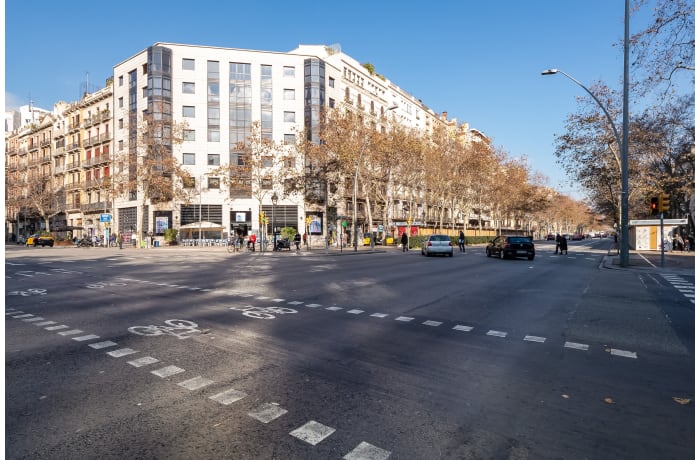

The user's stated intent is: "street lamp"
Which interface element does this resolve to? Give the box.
[541,51,630,266]
[271,192,278,249]
[353,104,398,252]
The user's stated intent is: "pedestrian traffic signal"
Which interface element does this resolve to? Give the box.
[659,193,670,213]
[650,196,659,216]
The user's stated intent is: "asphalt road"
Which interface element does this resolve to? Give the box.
[5,239,695,459]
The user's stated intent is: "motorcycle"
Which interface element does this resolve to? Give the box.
[77,238,94,247]
[274,238,291,251]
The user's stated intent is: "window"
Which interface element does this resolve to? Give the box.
[119,76,123,86]
[142,86,148,98]
[207,154,220,166]
[118,97,124,108]
[261,177,272,189]
[182,58,195,70]
[329,77,334,88]
[284,134,295,145]
[183,82,195,94]
[184,129,195,141]
[284,111,295,122]
[207,177,220,189]
[262,156,273,168]
[118,140,124,151]
[284,66,295,77]
[182,153,195,165]
[183,106,195,117]
[283,89,295,100]
[329,98,335,108]
[284,156,296,168]
[118,119,124,129]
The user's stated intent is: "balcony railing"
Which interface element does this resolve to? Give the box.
[53,146,66,157]
[81,154,111,168]
[41,139,52,147]
[53,164,65,174]
[81,201,108,213]
[67,142,81,152]
[65,181,83,191]
[66,162,82,171]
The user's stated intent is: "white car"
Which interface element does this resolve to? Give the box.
[421,234,454,257]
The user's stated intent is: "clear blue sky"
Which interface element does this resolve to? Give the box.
[5,0,657,199]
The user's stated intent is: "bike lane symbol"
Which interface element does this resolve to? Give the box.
[8,288,47,296]
[229,305,298,319]
[128,319,204,339]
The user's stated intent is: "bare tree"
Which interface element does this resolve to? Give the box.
[113,104,190,245]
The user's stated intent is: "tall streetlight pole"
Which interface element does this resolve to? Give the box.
[541,0,630,267]
[353,104,398,252]
[271,192,278,249]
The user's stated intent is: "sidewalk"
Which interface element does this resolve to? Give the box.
[604,244,695,276]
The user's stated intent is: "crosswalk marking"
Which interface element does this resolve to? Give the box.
[343,441,392,460]
[178,376,214,391]
[151,365,185,378]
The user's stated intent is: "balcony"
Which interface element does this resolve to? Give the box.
[66,162,82,171]
[53,145,66,157]
[28,143,39,152]
[41,154,51,164]
[82,154,111,168]
[98,132,112,144]
[67,142,81,153]
[65,181,83,191]
[53,164,65,174]
[65,201,81,212]
[81,201,108,213]
[41,139,52,148]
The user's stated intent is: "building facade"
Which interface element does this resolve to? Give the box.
[6,42,489,245]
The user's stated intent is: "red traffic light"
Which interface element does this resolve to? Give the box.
[650,196,659,216]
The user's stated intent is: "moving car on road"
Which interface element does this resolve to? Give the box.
[421,234,454,257]
[486,235,535,260]
[26,234,55,247]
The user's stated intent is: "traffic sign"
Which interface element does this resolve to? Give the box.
[99,213,111,223]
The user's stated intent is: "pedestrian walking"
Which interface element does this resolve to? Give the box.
[302,232,308,248]
[294,231,302,253]
[559,234,568,255]
[554,233,561,254]
[401,231,409,252]
[458,230,466,253]
[117,233,123,250]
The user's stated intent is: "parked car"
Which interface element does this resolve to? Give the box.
[571,234,585,241]
[26,234,55,247]
[421,234,454,257]
[546,234,556,241]
[486,235,535,260]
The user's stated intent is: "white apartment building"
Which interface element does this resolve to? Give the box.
[112,42,474,245]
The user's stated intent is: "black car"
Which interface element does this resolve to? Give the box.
[486,235,535,260]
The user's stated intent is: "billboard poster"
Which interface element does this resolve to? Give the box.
[155,216,169,234]
[308,213,323,235]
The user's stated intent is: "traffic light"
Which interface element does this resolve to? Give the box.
[659,193,670,214]
[650,196,659,216]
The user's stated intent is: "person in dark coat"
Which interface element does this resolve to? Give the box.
[458,230,466,253]
[554,233,561,254]
[401,231,409,252]
[559,234,568,255]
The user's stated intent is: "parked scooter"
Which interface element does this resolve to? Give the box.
[77,237,94,247]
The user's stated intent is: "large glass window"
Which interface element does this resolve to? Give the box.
[183,82,195,94]
[183,106,195,117]
[284,111,295,122]
[184,129,195,141]
[283,66,295,77]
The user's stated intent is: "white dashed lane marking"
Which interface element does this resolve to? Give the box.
[564,341,589,351]
[107,348,139,358]
[344,441,392,460]
[178,376,214,391]
[209,389,247,405]
[89,341,118,349]
[128,356,160,367]
[248,402,288,423]
[523,335,546,343]
[486,330,507,338]
[290,420,336,446]
[151,365,186,378]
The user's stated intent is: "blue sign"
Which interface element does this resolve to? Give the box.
[99,213,111,223]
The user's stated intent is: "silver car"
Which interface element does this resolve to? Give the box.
[421,234,454,257]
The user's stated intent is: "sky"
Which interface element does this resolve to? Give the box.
[4,0,661,199]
